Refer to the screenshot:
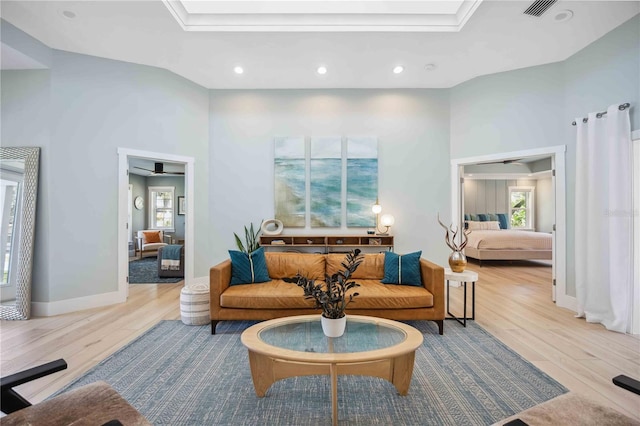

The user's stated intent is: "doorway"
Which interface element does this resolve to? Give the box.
[117,148,195,299]
[450,145,573,311]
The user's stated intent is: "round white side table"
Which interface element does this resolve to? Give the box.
[444,268,479,327]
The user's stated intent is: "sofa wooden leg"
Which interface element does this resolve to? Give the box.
[211,320,219,335]
[436,320,444,335]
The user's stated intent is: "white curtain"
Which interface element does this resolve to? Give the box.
[575,104,633,333]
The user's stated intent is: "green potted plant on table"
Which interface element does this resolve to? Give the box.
[288,249,364,337]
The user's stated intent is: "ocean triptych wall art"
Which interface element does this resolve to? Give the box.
[273,136,378,229]
[274,136,306,227]
[310,137,342,227]
[347,137,378,227]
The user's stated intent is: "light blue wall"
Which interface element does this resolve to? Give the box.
[1,43,210,302]
[209,89,452,265]
[451,15,640,296]
[1,70,52,302]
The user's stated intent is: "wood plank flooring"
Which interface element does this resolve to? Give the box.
[1,262,639,422]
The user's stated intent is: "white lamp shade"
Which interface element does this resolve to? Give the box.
[380,214,395,227]
[372,204,382,214]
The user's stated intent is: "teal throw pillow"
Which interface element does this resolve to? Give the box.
[477,214,489,221]
[496,213,509,229]
[229,247,271,285]
[381,251,422,286]
[488,213,499,221]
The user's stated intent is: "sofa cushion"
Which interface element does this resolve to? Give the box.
[326,253,384,280]
[220,279,314,309]
[346,279,433,309]
[265,252,326,280]
[220,279,433,310]
[381,251,422,286]
[229,247,270,285]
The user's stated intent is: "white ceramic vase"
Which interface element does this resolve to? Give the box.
[321,315,347,337]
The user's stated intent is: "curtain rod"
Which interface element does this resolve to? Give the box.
[571,102,630,126]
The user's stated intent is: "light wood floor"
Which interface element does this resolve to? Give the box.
[1,263,639,422]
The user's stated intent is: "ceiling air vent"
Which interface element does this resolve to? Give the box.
[523,0,557,17]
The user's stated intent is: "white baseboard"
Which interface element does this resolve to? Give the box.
[556,293,577,313]
[31,291,125,317]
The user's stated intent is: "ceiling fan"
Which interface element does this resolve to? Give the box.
[481,158,524,165]
[134,162,185,175]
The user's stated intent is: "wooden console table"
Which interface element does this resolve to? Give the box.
[260,235,393,253]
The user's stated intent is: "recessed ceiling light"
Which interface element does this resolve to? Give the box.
[553,9,573,23]
[317,66,327,75]
[58,9,76,19]
[393,65,404,74]
[424,63,437,71]
[234,66,244,74]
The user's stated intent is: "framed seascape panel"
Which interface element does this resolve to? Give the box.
[274,137,306,227]
[346,137,378,227]
[310,137,342,227]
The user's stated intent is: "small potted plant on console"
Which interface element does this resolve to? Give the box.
[287,249,364,337]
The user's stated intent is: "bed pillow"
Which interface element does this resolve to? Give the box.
[381,251,422,286]
[496,213,509,229]
[467,221,501,231]
[229,247,271,285]
[477,214,490,221]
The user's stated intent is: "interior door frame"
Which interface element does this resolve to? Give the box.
[117,148,195,299]
[632,129,640,335]
[450,145,574,311]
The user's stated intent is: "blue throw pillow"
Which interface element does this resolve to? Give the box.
[381,251,422,286]
[496,213,509,229]
[477,214,489,222]
[464,214,471,221]
[229,247,271,285]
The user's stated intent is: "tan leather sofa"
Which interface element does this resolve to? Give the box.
[210,252,445,335]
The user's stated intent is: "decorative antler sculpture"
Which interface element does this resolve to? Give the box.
[437,214,471,272]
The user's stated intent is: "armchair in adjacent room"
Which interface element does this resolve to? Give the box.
[135,230,168,258]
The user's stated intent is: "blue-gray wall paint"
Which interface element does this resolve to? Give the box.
[2,46,210,302]
[208,89,452,264]
[451,15,640,296]
[1,14,638,306]
[1,20,52,68]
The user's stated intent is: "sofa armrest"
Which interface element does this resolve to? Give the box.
[420,259,445,317]
[210,260,232,315]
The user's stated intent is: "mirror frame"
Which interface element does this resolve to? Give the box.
[0,147,40,320]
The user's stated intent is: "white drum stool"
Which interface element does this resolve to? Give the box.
[180,283,210,326]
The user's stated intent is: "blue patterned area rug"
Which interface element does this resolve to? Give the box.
[128,257,183,284]
[57,320,567,425]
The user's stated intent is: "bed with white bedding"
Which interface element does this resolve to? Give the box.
[463,229,553,263]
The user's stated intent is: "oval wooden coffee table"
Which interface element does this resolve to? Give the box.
[240,314,423,426]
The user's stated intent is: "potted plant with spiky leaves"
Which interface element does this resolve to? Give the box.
[287,249,364,337]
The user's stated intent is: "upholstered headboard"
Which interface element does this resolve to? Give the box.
[464,213,509,229]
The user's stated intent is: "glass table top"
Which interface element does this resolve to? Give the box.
[258,317,407,354]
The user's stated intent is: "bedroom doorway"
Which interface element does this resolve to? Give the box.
[450,145,571,310]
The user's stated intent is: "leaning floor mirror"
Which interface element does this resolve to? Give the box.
[0,147,40,320]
